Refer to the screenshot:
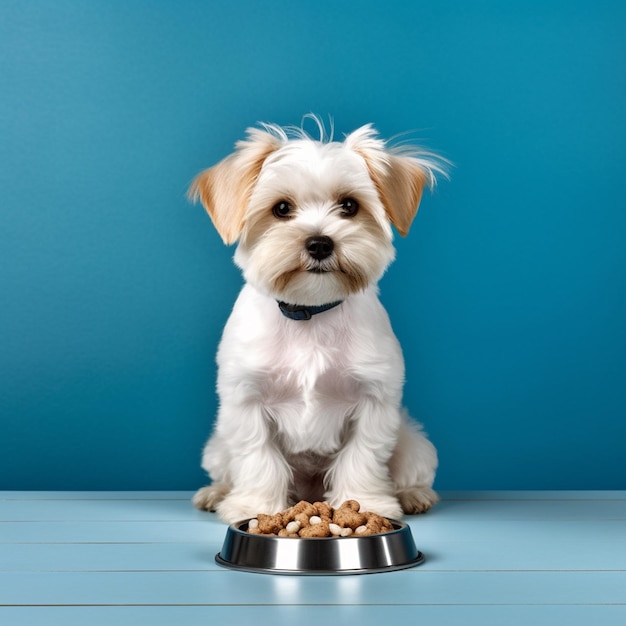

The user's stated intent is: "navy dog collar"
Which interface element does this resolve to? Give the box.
[277,300,343,321]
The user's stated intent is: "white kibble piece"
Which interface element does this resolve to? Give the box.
[355,525,368,534]
[309,515,322,525]
[340,527,353,537]
[329,523,342,536]
[285,520,301,534]
[248,519,259,529]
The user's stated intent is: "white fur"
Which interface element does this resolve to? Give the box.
[191,119,443,523]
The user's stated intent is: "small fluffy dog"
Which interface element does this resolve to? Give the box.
[190,117,446,523]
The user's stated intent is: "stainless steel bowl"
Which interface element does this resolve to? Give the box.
[215,519,424,575]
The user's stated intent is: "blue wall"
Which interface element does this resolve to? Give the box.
[1,0,625,490]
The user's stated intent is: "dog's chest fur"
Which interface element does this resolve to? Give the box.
[218,286,376,456]
[265,320,360,455]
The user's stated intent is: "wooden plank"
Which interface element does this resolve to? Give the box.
[440,491,626,501]
[2,519,624,545]
[2,497,626,522]
[0,499,209,522]
[2,537,624,573]
[1,606,626,626]
[1,490,624,501]
[428,499,626,521]
[0,521,220,544]
[408,519,626,544]
[1,571,625,606]
[0,492,195,500]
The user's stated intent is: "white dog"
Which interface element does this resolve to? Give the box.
[190,118,445,523]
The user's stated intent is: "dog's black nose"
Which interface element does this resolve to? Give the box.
[305,236,334,260]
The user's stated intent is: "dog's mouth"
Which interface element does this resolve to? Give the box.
[272,259,369,298]
[305,259,337,274]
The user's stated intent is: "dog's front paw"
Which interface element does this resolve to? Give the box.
[216,493,289,525]
[360,497,403,520]
[192,483,230,511]
[329,493,403,520]
[397,486,439,514]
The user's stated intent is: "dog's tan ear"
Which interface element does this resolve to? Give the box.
[188,129,281,244]
[346,124,444,237]
[369,155,429,237]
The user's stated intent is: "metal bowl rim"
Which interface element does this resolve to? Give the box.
[228,516,409,540]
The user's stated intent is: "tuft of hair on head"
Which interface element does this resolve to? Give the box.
[257,113,335,144]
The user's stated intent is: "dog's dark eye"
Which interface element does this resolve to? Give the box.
[272,200,293,219]
[339,197,359,217]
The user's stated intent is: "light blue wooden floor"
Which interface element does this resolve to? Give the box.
[1,491,624,625]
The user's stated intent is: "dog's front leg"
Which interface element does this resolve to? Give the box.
[214,401,292,523]
[324,398,403,519]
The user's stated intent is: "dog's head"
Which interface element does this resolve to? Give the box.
[189,118,446,306]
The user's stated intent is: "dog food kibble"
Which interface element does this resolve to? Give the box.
[246,500,394,537]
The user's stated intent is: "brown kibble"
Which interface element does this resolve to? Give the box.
[313,501,333,520]
[333,500,367,530]
[287,501,316,518]
[281,501,305,524]
[293,513,310,528]
[256,513,284,534]
[246,500,394,537]
[291,503,319,528]
[299,521,331,537]
[358,512,395,535]
[343,500,360,512]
